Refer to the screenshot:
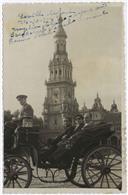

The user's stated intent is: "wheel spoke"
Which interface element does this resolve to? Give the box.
[82,147,121,189]
[87,170,101,181]
[17,176,28,182]
[108,173,119,188]
[4,176,9,183]
[108,158,121,162]
[110,161,121,167]
[76,170,81,175]
[89,169,101,179]
[105,174,110,188]
[18,171,28,175]
[105,151,111,165]
[108,154,117,166]
[6,179,11,187]
[111,168,121,171]
[12,179,15,188]
[88,167,100,171]
[17,165,26,173]
[100,175,104,188]
[87,170,94,183]
[110,171,121,179]
[77,174,82,183]
[15,178,23,188]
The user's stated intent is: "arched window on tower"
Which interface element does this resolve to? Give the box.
[70,70,72,78]
[64,43,66,51]
[56,57,59,64]
[57,43,59,52]
[68,71,69,79]
[54,118,57,125]
[55,70,57,79]
[50,70,53,79]
[59,69,61,77]
[65,69,67,78]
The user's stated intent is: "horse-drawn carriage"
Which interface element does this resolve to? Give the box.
[4,122,122,189]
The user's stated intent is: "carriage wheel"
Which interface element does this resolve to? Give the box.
[65,158,87,187]
[82,146,122,189]
[4,156,32,188]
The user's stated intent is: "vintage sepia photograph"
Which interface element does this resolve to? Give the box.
[3,2,125,192]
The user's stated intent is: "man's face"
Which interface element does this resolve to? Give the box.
[84,114,91,123]
[75,117,83,125]
[18,98,26,106]
[63,118,71,128]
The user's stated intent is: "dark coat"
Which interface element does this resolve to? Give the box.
[4,121,18,150]
[51,125,75,145]
[68,122,93,145]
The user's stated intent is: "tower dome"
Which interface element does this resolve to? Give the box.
[110,100,118,112]
[92,93,104,110]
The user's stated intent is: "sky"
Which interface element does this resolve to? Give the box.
[3,3,124,117]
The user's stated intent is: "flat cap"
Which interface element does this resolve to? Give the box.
[16,95,27,100]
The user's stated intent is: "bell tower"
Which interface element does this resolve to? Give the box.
[43,13,79,140]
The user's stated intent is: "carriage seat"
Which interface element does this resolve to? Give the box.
[83,122,113,136]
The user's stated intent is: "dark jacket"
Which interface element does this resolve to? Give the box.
[49,123,84,161]
[68,122,91,145]
[51,125,75,145]
[70,122,84,138]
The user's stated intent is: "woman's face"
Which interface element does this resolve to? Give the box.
[75,117,83,125]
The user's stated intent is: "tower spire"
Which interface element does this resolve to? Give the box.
[59,7,61,16]
[58,8,63,24]
[54,9,67,39]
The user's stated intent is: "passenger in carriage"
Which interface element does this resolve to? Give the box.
[52,114,84,147]
[40,116,74,151]
[82,112,94,129]
[48,114,85,162]
[72,114,85,133]
[39,116,75,163]
[68,112,93,143]
[50,116,75,145]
